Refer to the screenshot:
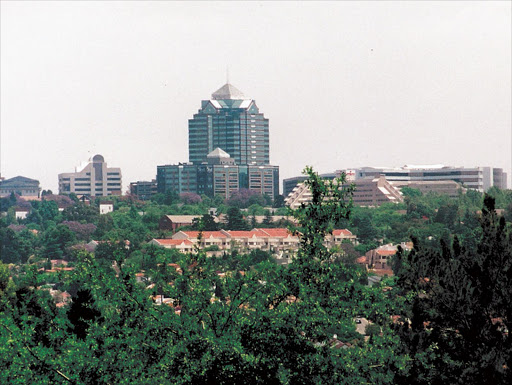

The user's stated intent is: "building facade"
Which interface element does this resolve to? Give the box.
[0,176,41,198]
[157,82,279,200]
[157,149,279,199]
[129,180,157,200]
[284,165,508,198]
[188,83,269,166]
[58,154,122,197]
[350,165,507,192]
[285,176,403,208]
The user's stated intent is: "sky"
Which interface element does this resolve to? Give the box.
[1,1,511,193]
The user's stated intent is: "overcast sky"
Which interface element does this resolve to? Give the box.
[1,1,511,193]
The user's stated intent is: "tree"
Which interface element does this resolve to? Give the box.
[179,192,202,204]
[272,195,285,208]
[40,224,77,260]
[225,207,249,230]
[227,188,265,208]
[63,202,99,223]
[62,221,97,242]
[434,202,459,229]
[262,210,273,227]
[0,167,411,384]
[393,195,512,384]
[191,214,219,231]
[400,186,422,198]
[67,289,102,340]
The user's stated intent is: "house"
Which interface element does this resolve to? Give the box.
[149,239,195,254]
[325,229,357,247]
[172,230,230,249]
[152,227,354,258]
[99,202,114,215]
[159,215,203,231]
[14,207,30,220]
[364,242,413,272]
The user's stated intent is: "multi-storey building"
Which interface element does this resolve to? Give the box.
[188,83,269,166]
[129,180,157,200]
[58,154,122,197]
[157,82,279,200]
[283,173,337,198]
[0,176,41,198]
[285,176,404,208]
[157,163,197,195]
[350,165,507,192]
[284,165,508,199]
[157,148,279,199]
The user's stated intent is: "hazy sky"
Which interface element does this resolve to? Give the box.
[1,1,511,193]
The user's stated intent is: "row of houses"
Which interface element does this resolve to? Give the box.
[150,228,356,255]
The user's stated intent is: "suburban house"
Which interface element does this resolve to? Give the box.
[149,239,195,254]
[364,242,413,272]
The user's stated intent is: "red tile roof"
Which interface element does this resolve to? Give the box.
[332,229,353,236]
[254,228,294,237]
[356,256,367,264]
[154,239,194,246]
[180,231,228,238]
[376,249,397,256]
[227,230,261,237]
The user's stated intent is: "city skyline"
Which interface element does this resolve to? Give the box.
[1,1,511,193]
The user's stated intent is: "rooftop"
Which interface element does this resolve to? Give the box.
[211,83,247,100]
[207,148,231,159]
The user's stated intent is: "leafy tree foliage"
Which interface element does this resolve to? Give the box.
[226,188,266,208]
[225,207,249,230]
[62,221,97,242]
[191,214,219,231]
[393,195,512,384]
[40,224,77,260]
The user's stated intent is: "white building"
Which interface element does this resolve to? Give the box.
[58,155,122,197]
[345,165,507,192]
[99,202,114,215]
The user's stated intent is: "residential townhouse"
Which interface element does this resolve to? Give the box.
[151,228,355,255]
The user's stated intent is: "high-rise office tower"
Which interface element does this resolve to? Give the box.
[158,81,279,199]
[188,83,269,166]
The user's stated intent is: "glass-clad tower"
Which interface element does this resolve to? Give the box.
[188,83,269,166]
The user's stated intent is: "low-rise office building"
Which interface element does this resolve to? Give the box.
[58,155,122,197]
[285,176,403,208]
[0,176,41,198]
[157,148,279,200]
[349,165,507,192]
[129,180,157,200]
[284,165,508,197]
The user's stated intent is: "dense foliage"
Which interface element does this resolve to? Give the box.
[1,172,511,383]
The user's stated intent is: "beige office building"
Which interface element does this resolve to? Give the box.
[58,155,122,197]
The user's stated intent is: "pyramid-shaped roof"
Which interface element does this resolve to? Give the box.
[212,83,247,100]
[207,148,231,159]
